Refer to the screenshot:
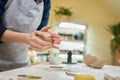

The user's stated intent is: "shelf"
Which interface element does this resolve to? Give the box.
[59,33,84,41]
[59,40,85,52]
[54,21,87,54]
[58,33,73,36]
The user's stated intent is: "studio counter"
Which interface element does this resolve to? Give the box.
[0,63,120,80]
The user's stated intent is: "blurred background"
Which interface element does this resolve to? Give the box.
[28,0,120,66]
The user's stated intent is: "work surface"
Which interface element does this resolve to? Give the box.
[0,63,120,80]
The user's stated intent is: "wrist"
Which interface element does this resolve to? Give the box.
[24,34,30,44]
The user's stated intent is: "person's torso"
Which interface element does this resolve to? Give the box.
[4,0,44,33]
[0,0,44,71]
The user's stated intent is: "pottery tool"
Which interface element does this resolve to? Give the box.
[49,65,63,68]
[18,74,41,79]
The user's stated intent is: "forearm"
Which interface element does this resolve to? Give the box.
[1,30,29,44]
[0,26,61,52]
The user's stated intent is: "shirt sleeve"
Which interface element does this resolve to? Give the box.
[0,0,8,41]
[37,0,51,30]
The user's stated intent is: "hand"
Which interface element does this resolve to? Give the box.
[50,32,61,49]
[41,26,61,49]
[27,30,53,52]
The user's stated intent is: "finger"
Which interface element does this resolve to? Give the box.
[30,45,52,52]
[53,45,59,49]
[52,37,62,41]
[34,31,52,42]
[52,38,61,44]
[31,35,52,46]
[30,46,45,52]
[41,26,52,32]
[32,31,53,45]
[53,41,61,44]
[29,40,53,50]
[52,40,61,44]
[50,33,61,38]
[34,30,44,37]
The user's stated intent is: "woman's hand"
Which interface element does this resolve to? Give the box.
[40,26,61,49]
[27,25,61,52]
[27,30,53,52]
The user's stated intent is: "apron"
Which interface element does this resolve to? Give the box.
[0,0,44,71]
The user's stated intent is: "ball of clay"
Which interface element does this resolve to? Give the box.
[84,54,98,66]
[118,59,120,64]
[90,59,104,69]
[41,32,52,42]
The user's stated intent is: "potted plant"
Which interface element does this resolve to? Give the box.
[107,22,120,65]
[54,7,72,22]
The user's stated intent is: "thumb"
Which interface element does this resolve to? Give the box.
[41,26,52,32]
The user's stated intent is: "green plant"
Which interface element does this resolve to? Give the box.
[107,22,120,54]
[54,7,72,16]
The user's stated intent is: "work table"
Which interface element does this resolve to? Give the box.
[0,63,120,80]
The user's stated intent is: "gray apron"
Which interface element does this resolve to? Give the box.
[0,0,44,71]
